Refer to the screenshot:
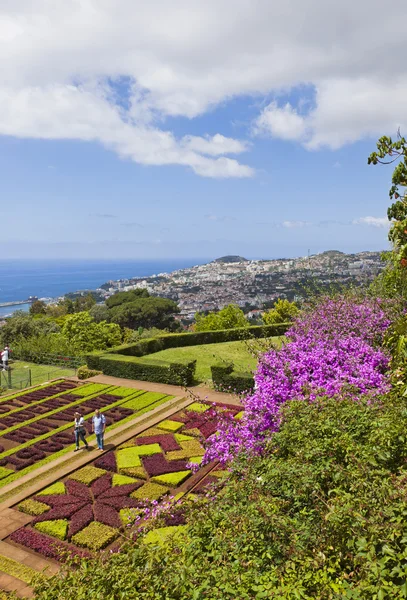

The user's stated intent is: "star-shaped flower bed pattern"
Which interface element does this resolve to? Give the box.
[11,400,242,558]
[30,469,143,550]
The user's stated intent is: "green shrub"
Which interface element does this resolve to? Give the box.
[77,365,103,380]
[117,448,142,471]
[35,519,68,541]
[152,470,191,487]
[18,499,50,516]
[210,362,254,393]
[157,419,183,432]
[72,522,118,551]
[86,353,196,386]
[131,482,169,501]
[122,392,169,411]
[187,402,210,413]
[0,467,13,480]
[142,525,188,546]
[69,467,107,486]
[112,474,139,487]
[37,482,65,496]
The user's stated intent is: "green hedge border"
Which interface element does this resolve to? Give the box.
[109,323,289,357]
[211,363,255,394]
[86,323,289,386]
[86,354,197,386]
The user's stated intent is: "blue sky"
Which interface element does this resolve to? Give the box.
[0,1,404,260]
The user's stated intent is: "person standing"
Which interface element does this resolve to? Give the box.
[1,347,9,371]
[92,409,106,450]
[74,412,89,451]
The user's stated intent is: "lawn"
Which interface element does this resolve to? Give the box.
[0,361,77,395]
[141,337,282,385]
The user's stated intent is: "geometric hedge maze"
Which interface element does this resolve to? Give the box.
[0,381,173,488]
[10,401,241,559]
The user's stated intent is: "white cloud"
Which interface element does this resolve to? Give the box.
[181,134,249,156]
[352,216,389,228]
[0,84,252,178]
[0,0,406,167]
[282,220,312,228]
[254,102,307,141]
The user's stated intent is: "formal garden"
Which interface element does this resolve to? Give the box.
[0,381,173,490]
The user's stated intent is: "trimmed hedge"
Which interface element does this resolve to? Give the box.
[211,363,254,394]
[86,354,196,386]
[108,322,289,357]
[85,323,288,386]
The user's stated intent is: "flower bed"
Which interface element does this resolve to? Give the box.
[9,401,239,558]
[0,387,172,486]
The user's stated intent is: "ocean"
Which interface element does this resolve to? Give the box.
[0,258,206,317]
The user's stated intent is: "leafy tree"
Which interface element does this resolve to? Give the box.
[45,302,70,319]
[262,299,299,325]
[109,297,179,330]
[89,304,111,323]
[29,300,47,316]
[0,312,59,346]
[61,312,121,352]
[368,132,407,263]
[106,289,149,309]
[11,332,79,359]
[74,293,96,313]
[60,298,75,314]
[195,304,249,331]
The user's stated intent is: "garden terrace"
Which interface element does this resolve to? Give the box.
[0,381,174,489]
[7,399,241,561]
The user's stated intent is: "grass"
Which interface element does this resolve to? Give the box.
[139,337,282,384]
[0,360,76,395]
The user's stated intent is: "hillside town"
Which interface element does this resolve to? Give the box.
[99,250,385,321]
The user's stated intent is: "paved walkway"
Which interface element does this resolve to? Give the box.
[87,374,242,406]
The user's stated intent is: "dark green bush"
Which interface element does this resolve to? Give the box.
[86,353,196,386]
[110,323,289,357]
[77,365,103,380]
[211,362,254,393]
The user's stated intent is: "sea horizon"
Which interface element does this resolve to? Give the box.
[0,258,211,313]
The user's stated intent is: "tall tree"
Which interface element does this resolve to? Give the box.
[195,304,249,331]
[109,297,179,330]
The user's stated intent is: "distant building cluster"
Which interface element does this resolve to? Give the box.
[98,250,385,322]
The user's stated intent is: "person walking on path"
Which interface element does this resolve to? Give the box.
[92,409,106,450]
[74,412,89,451]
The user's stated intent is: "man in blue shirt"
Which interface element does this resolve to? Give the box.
[92,409,106,450]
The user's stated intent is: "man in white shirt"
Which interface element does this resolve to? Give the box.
[1,348,9,371]
[74,411,89,451]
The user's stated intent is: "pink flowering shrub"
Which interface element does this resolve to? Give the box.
[204,295,391,464]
